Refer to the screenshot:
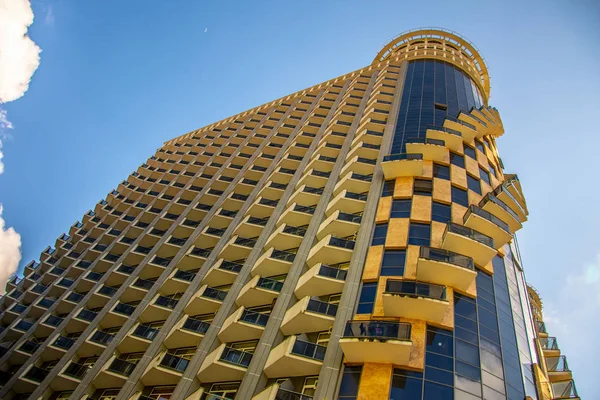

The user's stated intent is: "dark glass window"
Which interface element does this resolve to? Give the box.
[432,202,451,223]
[390,199,412,218]
[451,186,469,207]
[357,283,377,314]
[464,145,476,160]
[426,328,453,356]
[339,365,362,399]
[423,381,453,399]
[489,165,497,178]
[414,179,432,196]
[433,164,450,180]
[382,180,395,197]
[467,174,482,195]
[479,167,491,186]
[450,152,465,168]
[381,250,406,276]
[408,223,431,246]
[371,224,388,246]
[475,140,485,153]
[390,370,423,399]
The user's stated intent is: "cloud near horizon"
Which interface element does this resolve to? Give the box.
[0,0,41,291]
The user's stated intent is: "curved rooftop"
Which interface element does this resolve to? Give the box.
[374,28,490,102]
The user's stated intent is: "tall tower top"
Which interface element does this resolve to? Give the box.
[374,28,490,102]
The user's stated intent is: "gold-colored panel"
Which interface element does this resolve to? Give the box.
[411,196,432,223]
[468,190,482,205]
[356,363,393,400]
[450,165,467,190]
[430,221,446,248]
[363,246,383,281]
[432,178,451,204]
[421,161,433,178]
[451,204,467,224]
[376,197,392,223]
[403,245,419,280]
[386,219,409,248]
[465,156,480,177]
[393,177,413,198]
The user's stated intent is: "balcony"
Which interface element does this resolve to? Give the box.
[140,295,179,322]
[381,153,424,179]
[53,362,88,391]
[317,211,361,240]
[463,205,512,248]
[219,307,269,342]
[326,190,367,216]
[443,116,477,142]
[551,380,579,400]
[425,126,462,151]
[280,297,337,335]
[405,138,448,162]
[383,280,449,323]
[185,285,227,314]
[248,197,279,218]
[220,236,257,261]
[140,351,189,386]
[295,264,347,298]
[253,383,313,400]
[441,223,496,268]
[546,355,572,382]
[118,324,160,353]
[234,216,269,238]
[203,259,244,287]
[479,192,523,233]
[289,185,324,207]
[251,248,296,277]
[264,336,325,378]
[340,320,412,364]
[539,336,561,357]
[333,172,372,196]
[197,343,253,383]
[164,316,210,348]
[278,204,315,228]
[494,180,528,222]
[237,275,284,308]
[95,356,137,388]
[307,235,355,266]
[416,247,477,292]
[81,330,115,357]
[266,224,306,250]
[297,169,329,189]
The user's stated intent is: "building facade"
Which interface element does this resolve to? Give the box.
[0,28,578,400]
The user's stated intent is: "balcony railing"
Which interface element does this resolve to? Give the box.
[98,285,118,297]
[159,353,189,372]
[18,340,40,354]
[419,246,474,270]
[15,320,33,331]
[240,309,269,326]
[63,362,88,380]
[66,292,85,303]
[536,320,547,334]
[108,358,137,376]
[219,347,253,367]
[220,261,244,273]
[174,269,196,282]
[283,225,307,237]
[426,125,462,137]
[385,280,447,301]
[479,192,520,222]
[113,303,136,316]
[44,315,64,327]
[271,249,296,263]
[446,223,494,249]
[464,205,510,233]
[540,337,559,351]
[182,317,210,334]
[90,330,114,346]
[24,366,49,382]
[293,205,315,215]
[155,296,178,309]
[291,339,326,361]
[133,324,159,341]
[382,153,423,162]
[247,217,268,226]
[10,304,27,313]
[307,299,338,317]
[547,355,570,373]
[329,237,355,250]
[133,278,155,290]
[234,237,257,248]
[318,265,348,281]
[343,320,412,341]
[257,277,284,292]
[202,287,227,301]
[337,212,362,223]
[276,388,313,400]
[53,336,75,350]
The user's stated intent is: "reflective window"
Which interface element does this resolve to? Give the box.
[382,180,395,197]
[450,152,465,168]
[433,164,450,180]
[371,223,388,246]
[357,283,377,314]
[391,199,412,218]
[479,167,491,186]
[432,202,451,223]
[467,174,481,195]
[381,250,406,276]
[464,145,476,160]
[408,223,431,246]
[451,186,469,207]
[338,365,362,399]
[414,179,433,196]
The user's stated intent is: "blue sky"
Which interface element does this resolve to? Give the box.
[0,0,598,396]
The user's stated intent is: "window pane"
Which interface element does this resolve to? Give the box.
[426,329,453,356]
[450,152,465,168]
[451,186,469,207]
[433,164,450,180]
[464,145,476,160]
[467,175,481,195]
[475,141,485,153]
[432,202,451,223]
[423,381,453,400]
[357,283,377,314]
[382,180,395,197]
[371,224,388,246]
[339,365,362,397]
[408,223,431,246]
[479,167,491,186]
[381,250,406,276]
[390,375,423,399]
[391,199,412,218]
[414,179,432,196]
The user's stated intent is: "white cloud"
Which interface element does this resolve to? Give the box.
[543,253,600,397]
[0,0,42,103]
[0,204,22,295]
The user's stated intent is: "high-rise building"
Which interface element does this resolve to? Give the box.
[0,28,578,400]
